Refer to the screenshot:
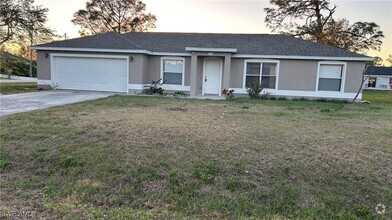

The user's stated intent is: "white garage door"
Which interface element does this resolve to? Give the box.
[52,56,128,92]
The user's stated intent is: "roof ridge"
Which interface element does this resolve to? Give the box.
[112,32,144,50]
[124,31,275,36]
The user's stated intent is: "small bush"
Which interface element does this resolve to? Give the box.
[1,60,37,77]
[143,78,165,95]
[277,97,287,100]
[222,89,235,99]
[246,82,263,99]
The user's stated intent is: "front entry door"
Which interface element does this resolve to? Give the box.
[203,58,222,95]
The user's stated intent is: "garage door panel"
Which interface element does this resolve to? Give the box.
[53,56,127,92]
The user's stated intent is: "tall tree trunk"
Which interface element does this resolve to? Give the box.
[313,0,324,42]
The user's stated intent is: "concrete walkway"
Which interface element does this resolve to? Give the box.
[0,74,37,83]
[0,90,114,116]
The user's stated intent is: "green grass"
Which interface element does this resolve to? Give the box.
[363,89,392,105]
[0,82,38,95]
[0,90,391,219]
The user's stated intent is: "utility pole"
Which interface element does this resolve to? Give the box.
[29,26,33,78]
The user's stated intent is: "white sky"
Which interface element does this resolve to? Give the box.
[35,0,392,63]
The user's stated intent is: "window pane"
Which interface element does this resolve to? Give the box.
[262,76,276,89]
[164,72,182,85]
[319,64,342,78]
[164,60,183,73]
[245,76,260,87]
[368,77,376,88]
[246,63,261,75]
[262,63,277,76]
[318,78,341,91]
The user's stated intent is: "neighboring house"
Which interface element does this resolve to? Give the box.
[31,32,372,99]
[2,51,29,62]
[363,66,392,90]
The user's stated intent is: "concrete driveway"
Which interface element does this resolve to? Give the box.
[0,90,114,116]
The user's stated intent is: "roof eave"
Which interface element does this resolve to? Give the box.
[30,46,151,54]
[185,47,237,53]
[29,46,373,61]
[232,54,373,61]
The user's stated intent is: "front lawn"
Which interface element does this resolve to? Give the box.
[0,82,38,95]
[0,91,391,219]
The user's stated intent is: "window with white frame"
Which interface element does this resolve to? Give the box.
[318,64,344,91]
[367,77,377,88]
[245,62,277,89]
[162,58,184,85]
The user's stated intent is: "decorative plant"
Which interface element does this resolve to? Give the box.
[143,78,165,95]
[222,89,234,99]
[246,82,263,99]
[51,83,58,90]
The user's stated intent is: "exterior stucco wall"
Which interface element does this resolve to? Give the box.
[145,56,160,84]
[228,59,365,94]
[129,54,146,84]
[196,57,204,95]
[37,51,51,80]
[344,62,365,93]
[278,60,318,91]
[230,58,245,88]
[36,50,366,97]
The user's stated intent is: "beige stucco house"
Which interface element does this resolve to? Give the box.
[31,32,372,100]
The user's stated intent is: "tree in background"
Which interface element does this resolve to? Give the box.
[264,0,384,53]
[366,56,384,67]
[72,0,156,36]
[0,0,55,45]
[1,0,56,76]
[387,55,392,67]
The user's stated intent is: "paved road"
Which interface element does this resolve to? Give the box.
[0,90,114,116]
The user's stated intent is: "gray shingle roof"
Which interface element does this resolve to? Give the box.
[35,32,142,50]
[33,32,370,58]
[365,66,392,76]
[2,51,29,62]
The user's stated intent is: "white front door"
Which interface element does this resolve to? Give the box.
[203,58,222,95]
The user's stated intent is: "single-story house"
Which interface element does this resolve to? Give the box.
[363,66,392,90]
[1,51,29,62]
[31,32,372,99]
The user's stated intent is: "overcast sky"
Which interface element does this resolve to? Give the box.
[35,0,392,64]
